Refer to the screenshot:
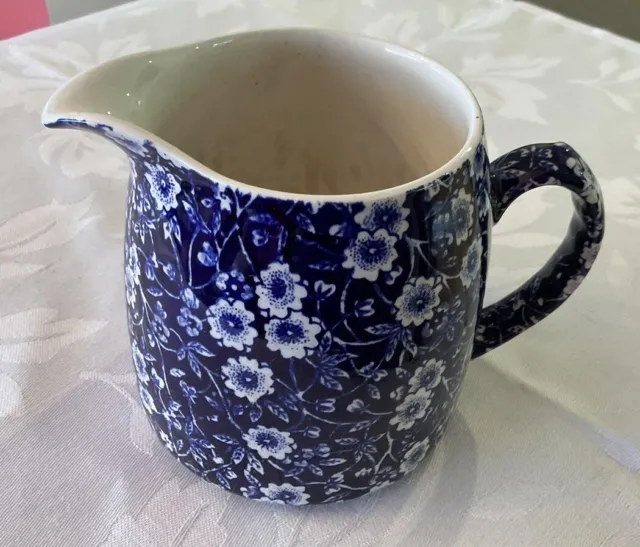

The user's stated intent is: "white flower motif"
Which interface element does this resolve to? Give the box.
[354,199,410,237]
[259,483,310,505]
[451,189,474,244]
[563,275,585,298]
[222,356,274,403]
[399,438,431,474]
[138,385,157,414]
[256,262,307,318]
[125,243,140,307]
[206,299,257,351]
[343,229,398,281]
[408,358,445,393]
[581,242,600,269]
[460,237,483,288]
[243,426,295,460]
[145,163,181,211]
[132,340,149,385]
[390,388,433,430]
[265,312,321,359]
[394,277,442,327]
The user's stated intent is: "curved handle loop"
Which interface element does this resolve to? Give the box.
[473,142,605,358]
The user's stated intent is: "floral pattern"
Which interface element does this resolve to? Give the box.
[394,277,443,327]
[258,483,310,505]
[399,439,431,474]
[206,300,257,351]
[342,229,398,281]
[46,118,604,505]
[222,356,274,403]
[256,262,307,318]
[243,426,295,460]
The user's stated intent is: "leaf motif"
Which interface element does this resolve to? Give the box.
[319,458,347,466]
[99,478,226,547]
[314,281,336,300]
[213,434,237,445]
[319,376,343,391]
[129,404,155,455]
[308,464,324,477]
[471,482,558,520]
[0,374,24,417]
[195,0,245,17]
[363,11,420,45]
[335,437,359,446]
[205,395,221,410]
[248,212,279,225]
[249,405,262,423]
[606,249,635,288]
[402,328,417,356]
[215,471,230,490]
[308,260,338,271]
[0,308,106,364]
[232,447,245,465]
[188,354,202,379]
[322,352,356,368]
[617,66,640,83]
[460,54,560,124]
[266,401,290,422]
[349,420,376,433]
[318,331,333,354]
[366,323,399,336]
[437,3,455,28]
[598,58,619,78]
[367,384,381,400]
[605,91,634,112]
[0,195,98,256]
[247,452,264,475]
[385,336,399,362]
[96,34,149,65]
[39,130,128,179]
[147,286,163,297]
[0,262,44,285]
[295,213,315,233]
[186,341,214,357]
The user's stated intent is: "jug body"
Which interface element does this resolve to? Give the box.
[42,28,603,505]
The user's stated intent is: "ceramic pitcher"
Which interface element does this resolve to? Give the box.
[42,29,604,505]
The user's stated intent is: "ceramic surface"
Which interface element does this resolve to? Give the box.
[42,29,604,505]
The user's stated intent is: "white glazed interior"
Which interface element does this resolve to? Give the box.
[43,28,482,198]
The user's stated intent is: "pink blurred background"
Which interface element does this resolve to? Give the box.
[0,0,50,39]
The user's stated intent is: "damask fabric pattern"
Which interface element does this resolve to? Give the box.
[0,0,639,545]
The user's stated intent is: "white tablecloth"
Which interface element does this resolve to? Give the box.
[1,0,640,545]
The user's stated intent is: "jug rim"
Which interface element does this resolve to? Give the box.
[42,27,483,203]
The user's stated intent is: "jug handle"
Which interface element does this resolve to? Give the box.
[472,142,605,358]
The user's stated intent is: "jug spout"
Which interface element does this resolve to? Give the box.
[41,50,165,156]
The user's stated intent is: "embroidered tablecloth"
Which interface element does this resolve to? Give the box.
[1,0,639,545]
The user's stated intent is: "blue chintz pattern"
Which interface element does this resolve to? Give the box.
[45,119,604,505]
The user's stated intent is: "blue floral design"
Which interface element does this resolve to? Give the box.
[45,118,604,505]
[265,312,321,359]
[222,356,274,403]
[342,229,398,281]
[258,483,310,505]
[243,426,295,460]
[256,262,307,318]
[206,300,257,351]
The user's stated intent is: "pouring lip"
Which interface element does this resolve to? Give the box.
[42,27,484,204]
